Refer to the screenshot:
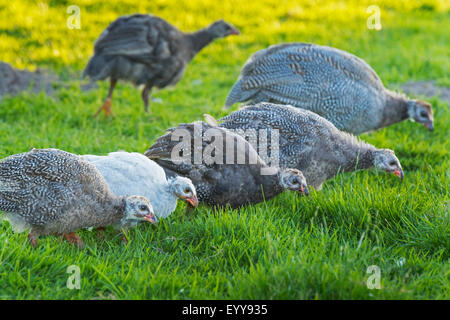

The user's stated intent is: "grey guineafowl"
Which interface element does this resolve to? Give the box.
[0,148,157,247]
[83,14,239,117]
[217,103,404,190]
[224,43,434,134]
[145,121,308,209]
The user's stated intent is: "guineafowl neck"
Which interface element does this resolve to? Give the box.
[345,146,376,172]
[259,170,285,200]
[333,135,376,174]
[103,197,127,226]
[187,29,215,55]
[379,90,409,128]
[160,183,179,218]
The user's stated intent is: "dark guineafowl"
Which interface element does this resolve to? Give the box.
[145,121,308,209]
[224,43,433,134]
[84,14,239,117]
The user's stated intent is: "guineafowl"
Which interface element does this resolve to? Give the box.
[83,151,198,218]
[224,43,433,134]
[0,148,157,247]
[217,103,404,190]
[145,121,308,209]
[83,14,239,117]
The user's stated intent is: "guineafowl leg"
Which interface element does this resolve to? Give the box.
[121,231,128,244]
[141,84,152,114]
[63,232,84,248]
[94,78,117,118]
[27,230,39,248]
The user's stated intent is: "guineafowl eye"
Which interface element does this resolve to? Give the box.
[139,205,148,211]
[289,176,300,185]
[411,100,433,131]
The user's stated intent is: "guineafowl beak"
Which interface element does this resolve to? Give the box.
[143,213,158,224]
[297,184,309,196]
[394,169,404,180]
[424,121,434,132]
[186,195,199,207]
[230,28,240,35]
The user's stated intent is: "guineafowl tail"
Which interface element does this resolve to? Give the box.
[82,55,114,80]
[203,114,219,127]
[223,79,258,110]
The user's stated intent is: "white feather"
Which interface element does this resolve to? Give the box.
[1,213,31,233]
[83,151,181,218]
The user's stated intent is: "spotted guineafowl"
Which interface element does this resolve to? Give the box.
[84,14,239,117]
[216,103,404,190]
[0,148,157,247]
[224,43,433,134]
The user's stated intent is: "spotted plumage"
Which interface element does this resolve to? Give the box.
[145,121,308,209]
[218,103,404,190]
[83,13,239,116]
[224,43,434,134]
[0,148,156,247]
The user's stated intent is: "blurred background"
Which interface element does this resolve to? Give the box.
[0,0,448,83]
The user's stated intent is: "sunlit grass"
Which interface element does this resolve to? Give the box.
[0,0,448,299]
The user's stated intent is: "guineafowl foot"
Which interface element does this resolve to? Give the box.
[143,98,152,114]
[96,227,105,241]
[63,232,84,248]
[121,232,128,244]
[94,98,115,118]
[27,232,38,248]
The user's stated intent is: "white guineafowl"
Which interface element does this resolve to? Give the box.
[82,151,198,218]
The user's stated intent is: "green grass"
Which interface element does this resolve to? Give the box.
[0,0,449,299]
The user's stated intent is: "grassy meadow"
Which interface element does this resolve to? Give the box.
[0,0,449,299]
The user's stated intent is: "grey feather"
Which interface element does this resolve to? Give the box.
[0,149,154,239]
[224,43,433,134]
[219,103,403,190]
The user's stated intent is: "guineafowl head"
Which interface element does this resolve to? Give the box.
[208,19,239,38]
[407,100,434,131]
[123,196,157,224]
[279,168,309,195]
[169,176,199,207]
[373,149,403,179]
